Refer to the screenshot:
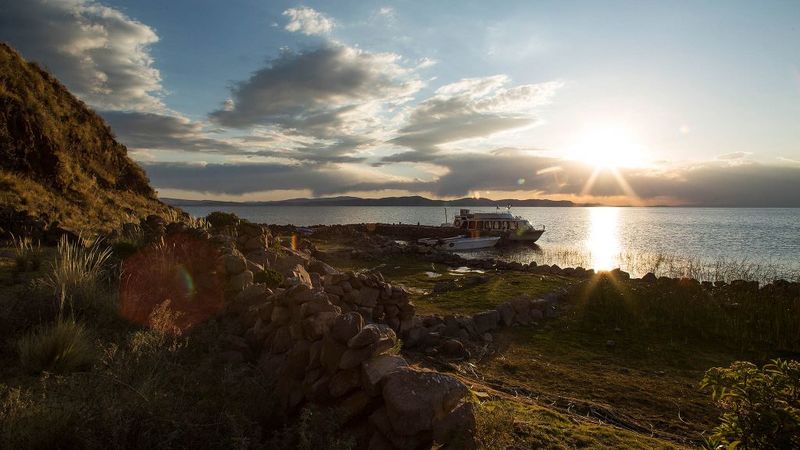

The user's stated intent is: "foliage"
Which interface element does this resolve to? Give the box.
[43,235,112,315]
[254,268,284,288]
[205,211,240,230]
[700,359,800,449]
[17,320,94,374]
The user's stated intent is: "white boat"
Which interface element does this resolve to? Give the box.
[418,235,501,251]
[445,207,545,242]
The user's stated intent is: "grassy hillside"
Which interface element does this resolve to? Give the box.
[0,42,169,232]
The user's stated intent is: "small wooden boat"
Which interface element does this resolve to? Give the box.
[417,235,501,251]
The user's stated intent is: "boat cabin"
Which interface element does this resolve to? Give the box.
[452,208,530,231]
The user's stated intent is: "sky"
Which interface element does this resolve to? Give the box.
[1,0,799,205]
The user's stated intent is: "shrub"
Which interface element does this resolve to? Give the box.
[254,268,284,288]
[17,320,94,374]
[700,359,800,449]
[205,211,240,230]
[44,235,112,314]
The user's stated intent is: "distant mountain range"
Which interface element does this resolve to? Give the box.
[162,195,595,207]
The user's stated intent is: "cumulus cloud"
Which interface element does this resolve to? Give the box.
[283,7,334,36]
[209,44,423,161]
[104,111,367,164]
[0,0,163,111]
[385,76,562,162]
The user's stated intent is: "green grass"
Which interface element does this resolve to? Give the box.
[322,253,577,315]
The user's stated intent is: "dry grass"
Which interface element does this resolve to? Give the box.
[10,234,42,272]
[43,235,112,315]
[17,320,94,374]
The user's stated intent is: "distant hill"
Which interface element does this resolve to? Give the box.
[0,43,169,231]
[162,195,588,207]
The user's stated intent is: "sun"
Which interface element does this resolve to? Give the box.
[567,123,647,169]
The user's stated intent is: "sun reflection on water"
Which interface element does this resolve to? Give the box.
[588,207,620,271]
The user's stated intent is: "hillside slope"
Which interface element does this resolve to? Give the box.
[0,42,168,232]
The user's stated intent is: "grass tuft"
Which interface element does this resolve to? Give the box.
[17,320,94,374]
[10,234,42,272]
[44,235,112,314]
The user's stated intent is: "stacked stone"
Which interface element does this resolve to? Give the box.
[237,282,475,449]
[403,294,563,356]
[222,246,254,293]
[321,271,415,335]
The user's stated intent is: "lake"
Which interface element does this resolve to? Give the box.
[181,206,800,281]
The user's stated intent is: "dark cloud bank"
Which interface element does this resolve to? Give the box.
[144,155,800,206]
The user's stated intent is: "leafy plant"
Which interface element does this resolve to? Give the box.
[700,359,800,449]
[17,320,94,374]
[254,268,284,288]
[205,211,240,230]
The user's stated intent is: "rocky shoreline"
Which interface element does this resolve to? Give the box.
[4,213,799,448]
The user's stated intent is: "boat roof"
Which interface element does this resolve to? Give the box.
[456,211,522,220]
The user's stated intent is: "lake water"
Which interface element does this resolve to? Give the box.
[181,206,800,281]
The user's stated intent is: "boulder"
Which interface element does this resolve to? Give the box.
[472,310,499,335]
[329,368,362,397]
[382,368,470,436]
[224,253,247,275]
[496,303,515,327]
[330,312,364,344]
[361,355,409,395]
[302,311,339,340]
[642,272,657,283]
[348,324,396,349]
[439,339,469,359]
[228,270,253,291]
[320,334,348,373]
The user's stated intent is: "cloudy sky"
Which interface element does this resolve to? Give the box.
[2,0,799,205]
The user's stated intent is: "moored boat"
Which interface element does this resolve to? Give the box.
[447,207,545,242]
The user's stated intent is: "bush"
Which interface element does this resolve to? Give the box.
[205,211,240,230]
[254,268,284,288]
[701,359,800,449]
[17,320,94,374]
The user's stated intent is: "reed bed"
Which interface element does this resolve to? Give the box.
[515,246,799,284]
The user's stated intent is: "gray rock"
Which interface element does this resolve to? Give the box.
[439,339,469,359]
[329,368,361,397]
[330,312,364,344]
[320,334,347,373]
[228,270,253,291]
[302,311,339,340]
[472,310,499,334]
[224,253,247,275]
[348,324,396,349]
[382,368,470,436]
[361,354,408,394]
[496,302,515,327]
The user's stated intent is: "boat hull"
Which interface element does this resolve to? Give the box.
[418,236,500,251]
[505,228,545,243]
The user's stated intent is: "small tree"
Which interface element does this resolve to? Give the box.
[700,359,800,449]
